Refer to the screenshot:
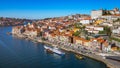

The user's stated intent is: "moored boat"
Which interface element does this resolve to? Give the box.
[44,46,53,53]
[46,49,54,53]
[44,45,65,55]
[52,47,65,55]
[75,54,84,60]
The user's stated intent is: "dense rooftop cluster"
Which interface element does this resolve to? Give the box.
[12,8,120,53]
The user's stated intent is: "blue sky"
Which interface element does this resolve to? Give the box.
[0,0,120,19]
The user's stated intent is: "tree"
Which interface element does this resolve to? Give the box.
[103,9,107,15]
[73,31,81,36]
[74,23,81,29]
[99,31,105,34]
[107,11,112,15]
[86,36,90,40]
[98,26,112,37]
[115,18,120,22]
[104,26,112,37]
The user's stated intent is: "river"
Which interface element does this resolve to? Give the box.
[0,27,107,68]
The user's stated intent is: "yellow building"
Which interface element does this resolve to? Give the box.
[73,37,90,46]
[95,20,103,25]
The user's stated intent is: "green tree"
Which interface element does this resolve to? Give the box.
[115,18,120,22]
[74,23,81,29]
[73,31,81,36]
[107,11,112,15]
[86,36,90,40]
[98,26,111,37]
[104,26,112,37]
[99,31,105,34]
[110,37,120,42]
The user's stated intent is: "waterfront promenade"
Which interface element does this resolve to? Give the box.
[13,34,120,68]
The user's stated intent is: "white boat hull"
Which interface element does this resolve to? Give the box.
[44,46,65,55]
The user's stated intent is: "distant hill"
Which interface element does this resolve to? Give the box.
[0,17,33,27]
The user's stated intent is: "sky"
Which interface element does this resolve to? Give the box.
[0,0,120,19]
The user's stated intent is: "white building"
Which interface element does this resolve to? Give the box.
[85,25,104,34]
[101,22,113,27]
[94,27,104,31]
[112,27,120,34]
[101,15,120,20]
[91,10,103,19]
[80,19,91,24]
[91,8,120,19]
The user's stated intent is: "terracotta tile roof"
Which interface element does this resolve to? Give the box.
[73,37,89,42]
[113,14,120,16]
[103,42,109,47]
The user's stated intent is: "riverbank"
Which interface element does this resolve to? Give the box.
[39,41,118,68]
[12,34,120,68]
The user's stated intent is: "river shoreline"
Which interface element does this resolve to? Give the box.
[12,34,119,68]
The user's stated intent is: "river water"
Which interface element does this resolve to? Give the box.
[0,27,107,68]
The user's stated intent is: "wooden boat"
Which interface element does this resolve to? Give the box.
[46,49,54,54]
